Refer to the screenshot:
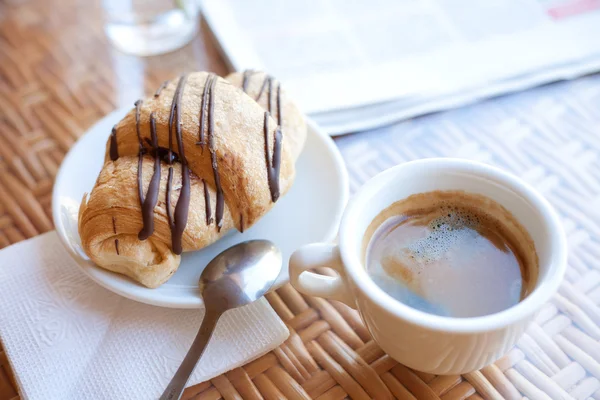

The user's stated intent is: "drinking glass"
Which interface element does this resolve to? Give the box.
[103,0,198,56]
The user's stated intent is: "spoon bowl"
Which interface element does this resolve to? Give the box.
[199,240,282,309]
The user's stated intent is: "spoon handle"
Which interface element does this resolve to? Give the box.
[159,308,222,400]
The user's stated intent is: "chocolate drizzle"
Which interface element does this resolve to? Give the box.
[276,84,282,125]
[135,76,191,254]
[138,112,162,240]
[204,76,225,229]
[109,126,119,161]
[244,72,283,126]
[196,74,224,229]
[240,71,286,222]
[263,112,282,202]
[242,70,255,93]
[135,100,145,209]
[166,167,173,228]
[144,138,180,163]
[154,81,169,97]
[134,100,144,145]
[166,75,190,255]
[112,217,119,255]
[198,74,217,150]
[255,75,271,105]
[256,76,282,126]
[254,74,283,203]
[202,179,213,225]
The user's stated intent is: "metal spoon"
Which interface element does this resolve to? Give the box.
[159,240,282,400]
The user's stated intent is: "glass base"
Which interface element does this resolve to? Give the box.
[105,8,197,57]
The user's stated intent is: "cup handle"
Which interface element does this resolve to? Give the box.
[289,243,356,308]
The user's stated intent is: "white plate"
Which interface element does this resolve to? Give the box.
[52,108,348,308]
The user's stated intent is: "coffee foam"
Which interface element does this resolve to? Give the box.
[407,216,477,265]
[404,203,510,265]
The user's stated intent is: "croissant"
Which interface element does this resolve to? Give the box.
[78,71,307,288]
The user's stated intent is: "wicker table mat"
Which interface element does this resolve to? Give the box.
[2,0,600,399]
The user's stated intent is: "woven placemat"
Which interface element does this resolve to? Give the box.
[2,0,600,399]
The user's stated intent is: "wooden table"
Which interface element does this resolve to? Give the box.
[3,0,600,399]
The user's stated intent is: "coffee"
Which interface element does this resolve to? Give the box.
[364,191,538,318]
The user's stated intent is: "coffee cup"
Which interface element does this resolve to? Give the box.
[290,158,567,374]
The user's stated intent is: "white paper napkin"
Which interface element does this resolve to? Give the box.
[0,232,289,400]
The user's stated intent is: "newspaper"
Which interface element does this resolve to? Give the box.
[201,0,600,134]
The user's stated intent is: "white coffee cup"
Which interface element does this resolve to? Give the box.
[290,158,567,374]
